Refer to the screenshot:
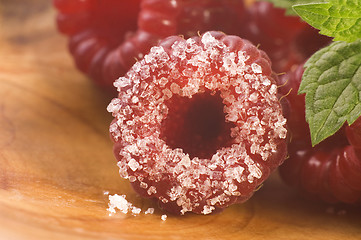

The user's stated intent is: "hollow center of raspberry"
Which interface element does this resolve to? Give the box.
[161,91,236,159]
[92,0,141,47]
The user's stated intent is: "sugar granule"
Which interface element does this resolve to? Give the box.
[161,214,168,221]
[145,208,155,215]
[107,194,157,217]
[107,194,133,215]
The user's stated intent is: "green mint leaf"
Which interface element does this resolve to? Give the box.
[263,0,327,15]
[299,40,361,146]
[293,0,361,42]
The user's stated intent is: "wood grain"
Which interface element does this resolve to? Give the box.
[0,1,360,239]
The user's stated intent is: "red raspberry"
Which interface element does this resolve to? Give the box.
[107,31,288,215]
[241,2,306,46]
[277,64,309,142]
[54,0,151,88]
[239,1,331,73]
[280,135,361,204]
[54,0,245,90]
[346,117,361,150]
[139,0,244,38]
[278,64,361,204]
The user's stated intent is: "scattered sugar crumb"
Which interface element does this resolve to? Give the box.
[107,194,165,218]
[161,214,168,221]
[145,208,155,215]
[107,194,133,215]
[131,206,142,215]
[103,191,109,195]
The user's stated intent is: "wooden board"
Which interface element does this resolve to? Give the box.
[0,1,360,239]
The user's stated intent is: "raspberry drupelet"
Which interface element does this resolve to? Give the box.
[54,0,245,90]
[107,31,288,215]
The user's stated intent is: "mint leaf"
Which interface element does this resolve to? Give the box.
[293,0,361,42]
[263,0,327,15]
[299,40,361,146]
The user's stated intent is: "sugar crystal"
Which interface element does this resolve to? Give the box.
[131,207,142,215]
[107,194,131,214]
[147,186,157,195]
[145,208,155,215]
[251,63,262,73]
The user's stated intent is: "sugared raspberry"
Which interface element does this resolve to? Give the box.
[279,64,361,204]
[107,31,288,215]
[54,0,245,90]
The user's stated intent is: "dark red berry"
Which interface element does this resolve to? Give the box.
[278,64,310,142]
[239,1,331,73]
[279,63,361,204]
[54,0,245,90]
[107,31,288,215]
[54,0,143,88]
[240,2,306,46]
[346,117,361,150]
[139,0,245,38]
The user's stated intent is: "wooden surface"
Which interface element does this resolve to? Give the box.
[0,1,361,239]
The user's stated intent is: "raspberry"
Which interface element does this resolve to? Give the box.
[278,63,361,204]
[54,0,245,90]
[107,31,288,215]
[280,136,361,204]
[54,0,144,87]
[346,117,361,150]
[241,2,306,46]
[139,0,245,38]
[277,64,309,142]
[239,2,331,73]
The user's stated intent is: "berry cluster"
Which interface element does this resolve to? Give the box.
[278,64,361,204]
[53,0,360,213]
[54,0,331,89]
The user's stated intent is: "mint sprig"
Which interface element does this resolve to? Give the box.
[299,40,361,146]
[293,0,361,42]
[262,0,361,145]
